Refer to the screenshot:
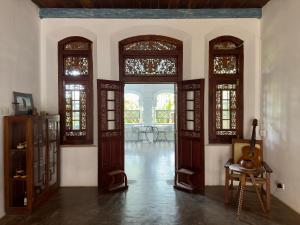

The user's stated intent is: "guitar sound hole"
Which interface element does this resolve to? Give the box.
[247,152,254,158]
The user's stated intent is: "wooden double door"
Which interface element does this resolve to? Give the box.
[97,79,204,193]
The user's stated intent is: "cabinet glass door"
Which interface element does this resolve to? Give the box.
[48,119,59,187]
[33,118,47,197]
[9,120,28,208]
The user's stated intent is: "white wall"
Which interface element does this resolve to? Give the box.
[40,18,261,187]
[0,0,40,218]
[261,0,300,214]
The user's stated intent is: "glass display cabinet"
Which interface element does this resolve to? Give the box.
[4,115,60,214]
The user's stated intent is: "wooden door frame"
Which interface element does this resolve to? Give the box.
[97,35,205,193]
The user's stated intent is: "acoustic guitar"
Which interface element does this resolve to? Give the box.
[238,119,262,169]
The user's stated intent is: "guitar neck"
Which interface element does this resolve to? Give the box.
[250,123,257,149]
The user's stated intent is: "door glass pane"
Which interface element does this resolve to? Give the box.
[186,91,194,100]
[187,101,194,110]
[107,101,115,110]
[107,91,115,100]
[108,121,115,130]
[187,111,194,120]
[108,111,115,120]
[187,121,194,130]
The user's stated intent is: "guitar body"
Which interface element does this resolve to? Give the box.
[238,119,262,169]
[239,145,262,168]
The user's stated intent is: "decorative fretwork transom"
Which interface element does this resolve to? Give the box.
[124,58,176,76]
[64,56,88,76]
[64,41,89,50]
[213,41,237,50]
[124,40,177,51]
[213,56,237,75]
[119,35,182,82]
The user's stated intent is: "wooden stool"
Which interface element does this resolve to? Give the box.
[174,168,195,192]
[229,164,266,220]
[107,170,128,192]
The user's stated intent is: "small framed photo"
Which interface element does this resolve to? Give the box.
[13,92,34,115]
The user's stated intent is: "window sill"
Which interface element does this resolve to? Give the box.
[61,144,97,148]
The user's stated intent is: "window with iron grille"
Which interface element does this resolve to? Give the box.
[124,93,142,124]
[209,36,244,144]
[58,37,93,145]
[154,93,175,124]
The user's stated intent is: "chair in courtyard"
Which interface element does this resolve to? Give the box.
[153,126,168,142]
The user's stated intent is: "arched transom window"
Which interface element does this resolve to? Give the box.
[119,35,183,82]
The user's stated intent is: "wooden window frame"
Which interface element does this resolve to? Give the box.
[119,35,183,83]
[209,36,244,144]
[58,36,93,145]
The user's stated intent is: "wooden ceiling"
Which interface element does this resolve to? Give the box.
[32,0,270,9]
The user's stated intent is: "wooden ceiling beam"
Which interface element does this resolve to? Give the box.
[79,0,95,8]
[39,8,262,19]
[32,0,270,9]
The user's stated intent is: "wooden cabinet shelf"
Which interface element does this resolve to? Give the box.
[11,149,27,152]
[10,177,27,181]
[4,115,60,214]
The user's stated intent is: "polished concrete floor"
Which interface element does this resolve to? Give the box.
[1,142,300,225]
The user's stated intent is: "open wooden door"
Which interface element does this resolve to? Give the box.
[97,79,127,192]
[175,79,205,194]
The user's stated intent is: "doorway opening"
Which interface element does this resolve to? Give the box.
[97,34,204,193]
[124,83,176,184]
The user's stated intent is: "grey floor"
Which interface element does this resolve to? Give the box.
[1,142,300,225]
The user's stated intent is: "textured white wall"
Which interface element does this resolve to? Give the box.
[40,18,261,187]
[0,0,40,218]
[262,0,300,214]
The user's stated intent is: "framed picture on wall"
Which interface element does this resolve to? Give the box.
[13,92,34,115]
